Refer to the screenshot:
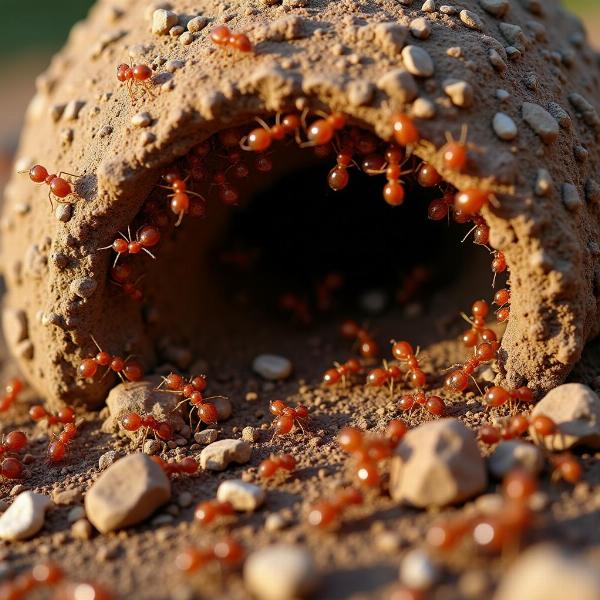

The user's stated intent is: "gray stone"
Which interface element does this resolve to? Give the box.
[522,102,559,144]
[479,0,509,17]
[252,354,292,380]
[488,441,544,478]
[530,383,600,450]
[194,428,218,445]
[390,418,487,507]
[85,454,171,533]
[244,544,318,600]
[493,112,518,141]
[402,45,434,77]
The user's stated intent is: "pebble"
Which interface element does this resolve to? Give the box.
[460,9,484,30]
[401,45,434,77]
[152,9,178,35]
[131,112,152,127]
[422,0,436,12]
[67,506,86,523]
[52,487,83,505]
[85,454,171,533]
[535,169,553,196]
[562,183,582,211]
[71,519,93,540]
[548,102,572,129]
[242,426,260,443]
[180,32,194,45]
[169,25,184,37]
[244,544,319,600]
[200,439,252,471]
[55,204,73,223]
[377,69,418,103]
[217,480,266,511]
[522,102,559,144]
[409,18,431,40]
[390,418,487,507]
[252,354,293,380]
[0,492,51,541]
[63,100,85,120]
[443,79,474,108]
[143,439,162,455]
[400,549,440,590]
[373,22,408,56]
[165,59,185,73]
[187,16,207,33]
[213,396,232,421]
[98,450,119,470]
[347,81,375,107]
[375,531,403,554]
[479,0,508,17]
[493,545,600,600]
[488,441,544,478]
[70,277,97,299]
[459,571,490,599]
[265,512,289,532]
[493,112,518,141]
[194,429,218,445]
[530,383,600,450]
[412,97,436,119]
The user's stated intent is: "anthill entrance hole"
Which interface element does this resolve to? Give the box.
[145,141,494,376]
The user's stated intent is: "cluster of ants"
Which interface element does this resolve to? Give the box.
[0,561,113,600]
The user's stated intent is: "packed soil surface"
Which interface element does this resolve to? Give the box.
[1,237,600,599]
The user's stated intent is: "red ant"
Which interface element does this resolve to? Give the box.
[366,362,403,393]
[0,430,27,456]
[323,358,362,386]
[29,405,75,427]
[308,487,364,529]
[98,225,160,267]
[391,113,420,147]
[22,164,81,207]
[116,62,153,103]
[337,422,406,488]
[482,385,533,409]
[491,250,507,286]
[383,145,411,207]
[175,538,244,573]
[461,215,490,246]
[121,412,173,443]
[0,378,23,412]
[445,340,499,393]
[156,372,225,430]
[454,189,491,216]
[417,162,443,188]
[269,400,309,438]
[48,423,78,462]
[1,456,23,480]
[279,293,312,326]
[194,499,235,526]
[302,111,346,147]
[552,453,582,484]
[398,391,445,417]
[427,190,454,221]
[151,456,199,477]
[77,337,144,383]
[110,263,145,302]
[212,170,240,206]
[258,454,297,478]
[460,299,494,348]
[494,287,511,322]
[391,340,426,389]
[0,562,67,600]
[210,25,253,52]
[339,320,379,359]
[440,125,470,172]
[161,170,207,226]
[478,413,555,445]
[328,150,353,191]
[240,114,302,152]
[427,469,536,555]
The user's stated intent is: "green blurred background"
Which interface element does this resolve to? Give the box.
[0,0,597,173]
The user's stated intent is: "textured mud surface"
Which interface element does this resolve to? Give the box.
[2,0,600,407]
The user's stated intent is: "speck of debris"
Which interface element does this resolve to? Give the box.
[63,100,86,121]
[562,183,583,211]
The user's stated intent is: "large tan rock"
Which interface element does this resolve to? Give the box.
[530,383,600,450]
[390,418,486,507]
[85,453,170,533]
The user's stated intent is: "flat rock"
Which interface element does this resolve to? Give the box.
[244,544,319,600]
[85,454,171,533]
[103,376,185,437]
[390,418,487,507]
[488,441,544,478]
[493,545,600,600]
[217,480,266,511]
[530,383,600,450]
[252,354,292,380]
[522,102,559,144]
[200,439,252,471]
[0,492,51,541]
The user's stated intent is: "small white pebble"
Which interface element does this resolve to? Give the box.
[252,354,293,380]
[410,17,431,40]
[180,31,194,45]
[401,45,435,77]
[131,112,152,127]
[400,549,440,590]
[493,112,518,141]
[217,480,265,511]
[187,16,207,33]
[443,79,474,108]
[169,25,185,37]
[411,97,436,119]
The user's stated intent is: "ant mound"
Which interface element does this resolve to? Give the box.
[1,0,599,407]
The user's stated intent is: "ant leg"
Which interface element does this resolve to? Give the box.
[461,225,477,243]
[142,248,157,260]
[57,171,84,179]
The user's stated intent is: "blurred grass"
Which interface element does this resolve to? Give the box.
[0,0,596,61]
